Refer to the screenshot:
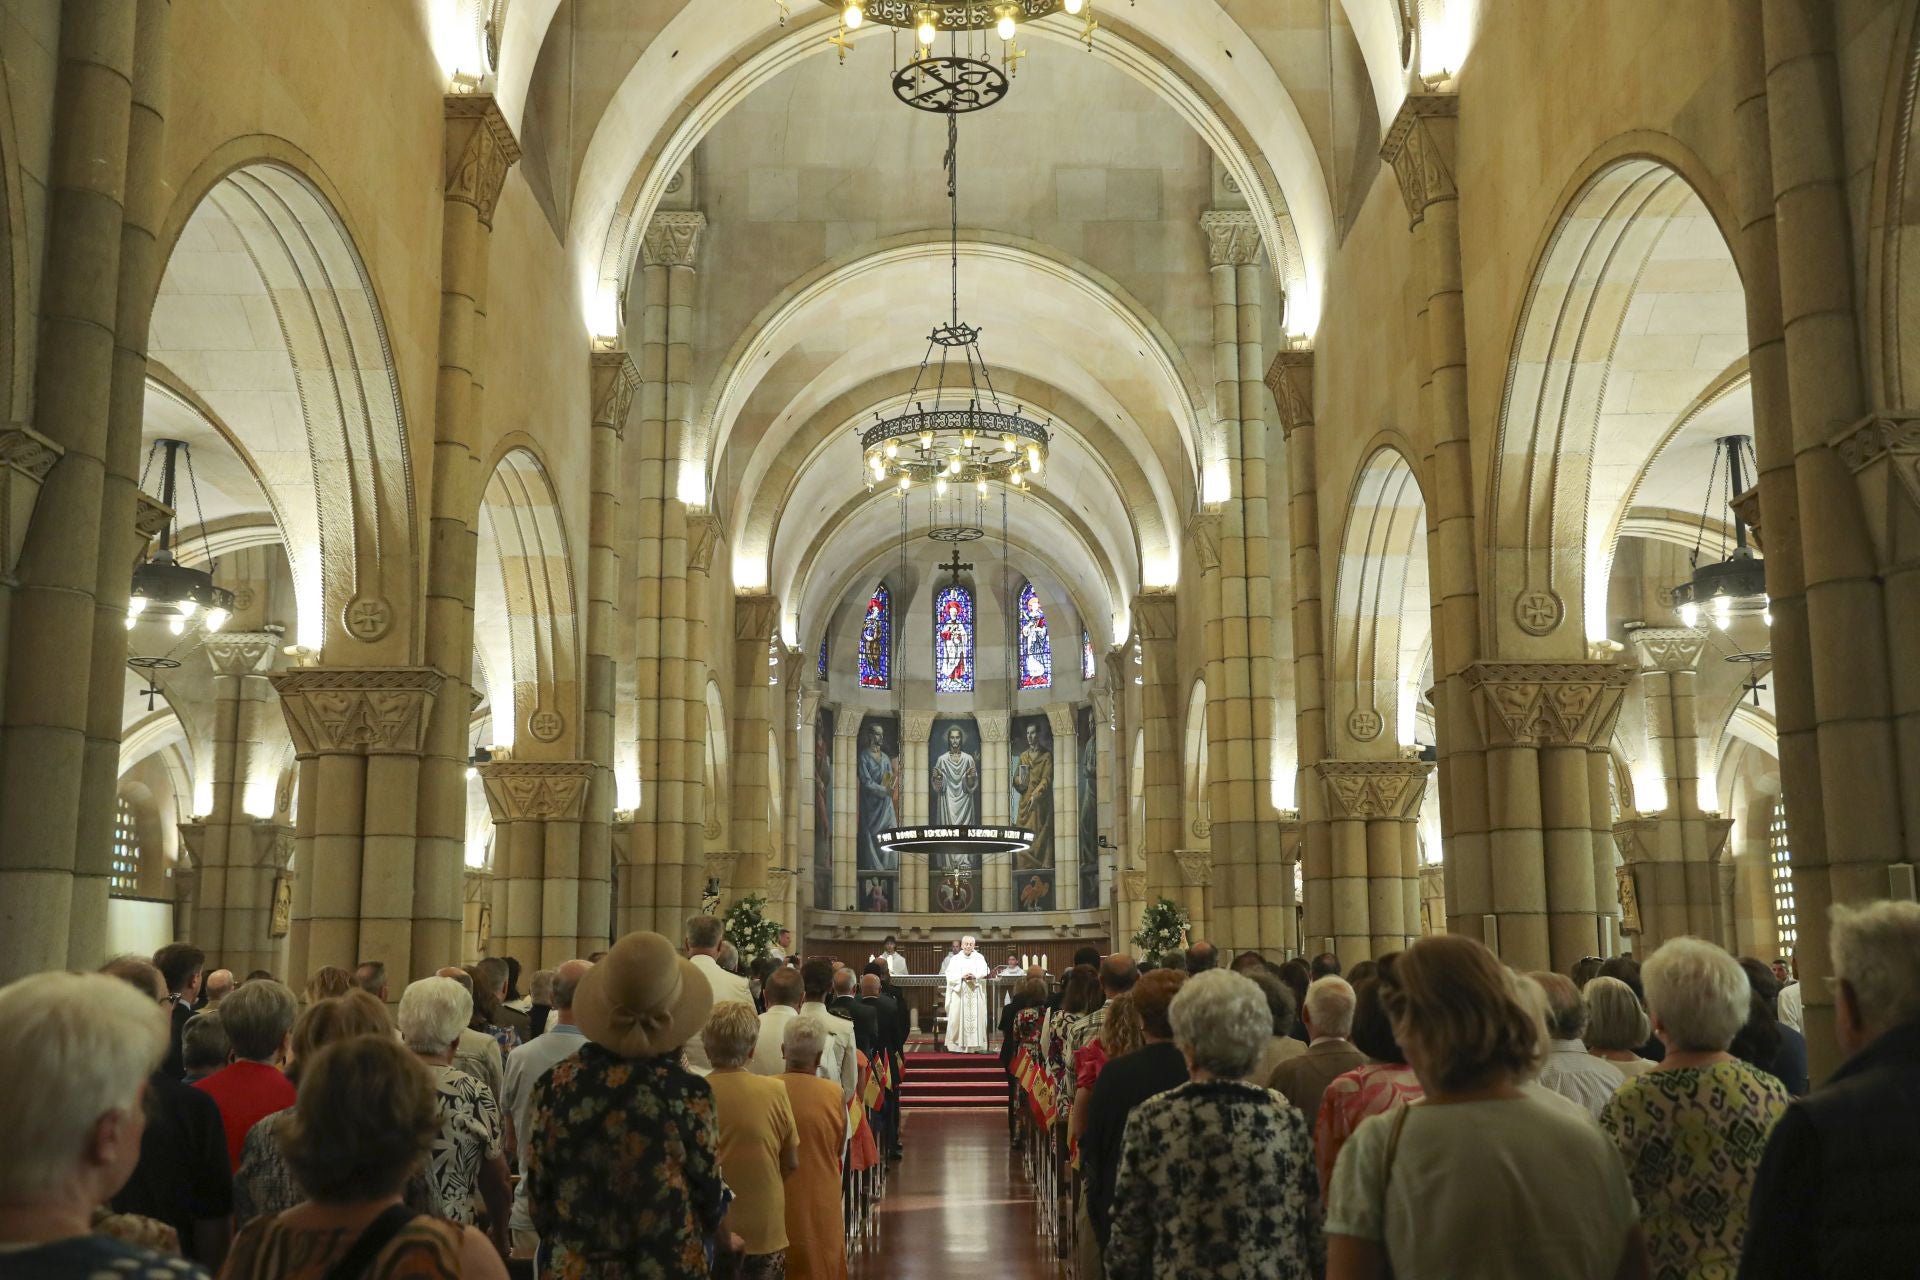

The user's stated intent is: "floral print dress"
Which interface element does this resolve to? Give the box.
[525,1043,726,1279]
[1599,1059,1790,1280]
[426,1064,503,1225]
[1106,1079,1323,1280]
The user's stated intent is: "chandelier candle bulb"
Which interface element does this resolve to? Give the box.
[843,0,864,26]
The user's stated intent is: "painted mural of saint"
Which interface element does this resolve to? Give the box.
[1012,720,1053,869]
[858,722,899,871]
[932,725,979,826]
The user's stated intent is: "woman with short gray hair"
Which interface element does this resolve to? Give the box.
[1601,938,1789,1280]
[1106,970,1321,1279]
[1582,976,1656,1079]
[779,1014,846,1279]
[397,977,511,1250]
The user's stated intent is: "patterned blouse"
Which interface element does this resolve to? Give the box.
[1599,1059,1790,1280]
[525,1042,726,1279]
[234,1110,440,1227]
[1314,1063,1424,1205]
[224,1214,467,1279]
[1106,1079,1323,1280]
[425,1064,503,1225]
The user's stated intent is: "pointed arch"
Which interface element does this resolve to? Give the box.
[1331,446,1432,750]
[474,447,580,756]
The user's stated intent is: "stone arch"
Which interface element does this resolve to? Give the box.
[474,446,580,756]
[1487,149,1747,654]
[1330,446,1431,751]
[1869,0,1920,406]
[1182,677,1210,845]
[703,678,729,842]
[149,155,417,658]
[0,53,26,429]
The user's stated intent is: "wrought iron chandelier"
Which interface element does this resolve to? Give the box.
[1671,434,1768,630]
[863,113,1052,496]
[774,1,1113,111]
[128,438,233,637]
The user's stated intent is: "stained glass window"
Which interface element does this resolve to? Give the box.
[858,584,890,689]
[817,635,828,680]
[1770,800,1796,949]
[934,585,975,693]
[1017,581,1051,689]
[111,800,138,897]
[1081,629,1096,680]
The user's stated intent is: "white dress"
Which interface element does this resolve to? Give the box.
[945,951,991,1052]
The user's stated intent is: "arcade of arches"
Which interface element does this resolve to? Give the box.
[0,0,1915,1087]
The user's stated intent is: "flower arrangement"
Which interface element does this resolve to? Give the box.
[722,892,783,966]
[1132,897,1191,968]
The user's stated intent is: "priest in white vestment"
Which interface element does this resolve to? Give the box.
[944,935,991,1052]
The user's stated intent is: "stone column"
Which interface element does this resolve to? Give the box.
[582,351,638,953]
[1134,593,1182,916]
[271,668,443,982]
[1382,94,1494,959]
[1092,684,1118,918]
[730,594,778,896]
[0,0,140,975]
[479,759,594,969]
[979,711,1010,912]
[184,631,281,971]
[832,711,860,912]
[1465,661,1632,971]
[1267,351,1332,959]
[793,691,818,924]
[1314,760,1430,960]
[415,95,520,980]
[902,711,934,912]
[1048,702,1079,912]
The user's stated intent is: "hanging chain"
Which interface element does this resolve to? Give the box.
[1689,438,1724,571]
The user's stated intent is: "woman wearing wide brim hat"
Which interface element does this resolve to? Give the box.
[524,932,728,1276]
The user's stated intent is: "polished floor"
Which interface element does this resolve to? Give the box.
[851,1109,1061,1279]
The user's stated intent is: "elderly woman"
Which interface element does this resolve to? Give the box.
[1584,976,1658,1079]
[1600,938,1790,1280]
[0,972,214,1277]
[1106,970,1322,1279]
[1315,971,1422,1205]
[1248,967,1309,1083]
[195,978,300,1171]
[302,965,352,1005]
[397,976,511,1254]
[1326,935,1650,1280]
[234,989,437,1226]
[221,1036,506,1279]
[701,1000,799,1278]
[526,931,724,1275]
[778,1016,847,1280]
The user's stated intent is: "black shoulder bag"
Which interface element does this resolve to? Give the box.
[321,1205,420,1280]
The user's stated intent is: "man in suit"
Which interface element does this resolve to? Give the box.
[860,968,908,1159]
[1269,975,1365,1127]
[152,943,206,1081]
[830,966,881,1059]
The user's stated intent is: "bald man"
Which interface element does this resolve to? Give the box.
[199,969,235,1009]
[503,958,592,1258]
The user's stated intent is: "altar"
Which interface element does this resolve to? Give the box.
[883,971,1037,1047]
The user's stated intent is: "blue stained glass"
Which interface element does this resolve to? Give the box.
[1018,582,1052,690]
[817,635,828,680]
[858,585,890,688]
[934,585,975,693]
[1082,629,1096,680]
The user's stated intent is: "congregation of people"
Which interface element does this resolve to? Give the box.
[2,900,1917,1279]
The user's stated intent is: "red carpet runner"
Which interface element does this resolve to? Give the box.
[899,1050,1008,1109]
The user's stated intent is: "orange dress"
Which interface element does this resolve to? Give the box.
[780,1070,849,1280]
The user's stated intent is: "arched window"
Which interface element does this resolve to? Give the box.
[934,585,975,693]
[111,800,139,897]
[858,584,891,688]
[1017,582,1052,690]
[1769,800,1796,949]
[1081,629,1096,680]
[817,635,828,680]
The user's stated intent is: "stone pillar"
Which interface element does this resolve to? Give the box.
[271,668,443,982]
[1198,208,1285,955]
[478,760,594,969]
[832,711,860,912]
[1382,94,1494,960]
[730,594,778,896]
[1619,627,1734,947]
[902,711,934,912]
[185,631,282,971]
[582,351,638,953]
[1267,351,1332,960]
[1314,760,1430,960]
[415,95,520,981]
[1092,685,1118,918]
[979,711,1010,912]
[1465,661,1632,971]
[793,691,818,924]
[1048,702,1079,912]
[0,0,141,976]
[1134,593,1182,915]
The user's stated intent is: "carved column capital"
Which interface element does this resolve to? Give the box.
[1119,868,1148,901]
[478,760,595,821]
[797,689,823,729]
[1090,687,1116,729]
[902,710,937,743]
[1465,660,1633,749]
[766,865,798,904]
[1046,702,1077,736]
[270,668,445,757]
[1627,626,1710,673]
[1315,759,1432,820]
[1132,591,1178,642]
[1265,349,1315,437]
[1173,849,1214,887]
[1186,510,1222,571]
[641,211,708,268]
[443,94,521,229]
[1199,209,1263,267]
[734,594,779,643]
[589,349,642,436]
[1832,411,1920,564]
[204,631,281,678]
[251,820,296,870]
[977,711,1010,744]
[1380,92,1459,227]
[688,512,725,574]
